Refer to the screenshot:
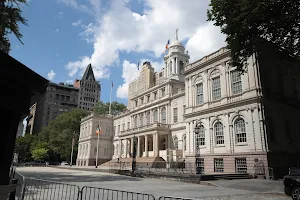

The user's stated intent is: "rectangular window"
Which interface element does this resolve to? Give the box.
[214,158,224,172]
[212,76,221,100]
[196,83,204,105]
[118,125,120,134]
[127,122,130,130]
[66,96,70,102]
[154,92,157,99]
[55,94,60,100]
[161,88,165,97]
[147,95,150,103]
[173,108,178,123]
[141,97,144,105]
[135,100,138,107]
[122,123,125,131]
[231,70,242,94]
[114,126,116,135]
[235,158,247,173]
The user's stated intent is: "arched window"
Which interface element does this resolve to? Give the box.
[212,76,221,100]
[173,136,178,149]
[161,107,166,123]
[196,83,204,105]
[153,109,158,122]
[134,116,138,128]
[198,125,205,146]
[230,70,242,94]
[146,112,151,125]
[214,121,224,145]
[140,114,144,127]
[121,143,124,155]
[234,118,247,143]
[183,135,186,151]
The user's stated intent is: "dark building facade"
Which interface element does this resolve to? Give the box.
[27,82,79,134]
[26,64,101,134]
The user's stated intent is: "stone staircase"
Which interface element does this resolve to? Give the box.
[101,157,165,168]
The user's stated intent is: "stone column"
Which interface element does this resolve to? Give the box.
[154,133,159,157]
[119,140,122,157]
[153,134,156,154]
[137,136,141,157]
[131,137,134,155]
[173,58,176,74]
[124,139,127,158]
[145,135,148,157]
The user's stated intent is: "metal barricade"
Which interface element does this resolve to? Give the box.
[14,172,26,200]
[21,177,80,200]
[158,196,194,200]
[80,186,155,200]
[289,167,300,175]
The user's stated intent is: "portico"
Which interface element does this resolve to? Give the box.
[117,131,172,160]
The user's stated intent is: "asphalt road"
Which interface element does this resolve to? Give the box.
[16,167,289,200]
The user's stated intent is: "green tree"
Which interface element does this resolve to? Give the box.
[0,0,28,53]
[15,134,37,162]
[31,148,48,161]
[46,108,88,161]
[94,101,126,115]
[207,0,300,71]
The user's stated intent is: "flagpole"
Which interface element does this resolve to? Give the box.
[70,131,75,167]
[95,121,100,168]
[109,81,112,115]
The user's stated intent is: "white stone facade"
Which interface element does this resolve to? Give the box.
[183,48,268,174]
[76,113,113,166]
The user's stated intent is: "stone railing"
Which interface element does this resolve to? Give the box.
[120,122,170,135]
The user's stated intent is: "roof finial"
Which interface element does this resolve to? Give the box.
[175,28,178,40]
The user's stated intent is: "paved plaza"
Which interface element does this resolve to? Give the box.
[16,167,289,200]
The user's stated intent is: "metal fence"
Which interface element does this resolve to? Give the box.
[81,186,155,200]
[14,173,80,200]
[289,167,300,175]
[158,196,194,200]
[14,173,156,200]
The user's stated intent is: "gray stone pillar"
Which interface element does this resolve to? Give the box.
[124,139,127,158]
[131,137,134,155]
[145,135,148,157]
[154,133,159,157]
[137,136,141,157]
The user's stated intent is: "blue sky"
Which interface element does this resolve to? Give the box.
[9,0,225,105]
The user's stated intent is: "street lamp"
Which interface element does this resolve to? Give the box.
[132,135,138,175]
[194,123,201,182]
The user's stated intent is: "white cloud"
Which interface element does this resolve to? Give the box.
[116,59,164,99]
[186,23,226,62]
[72,20,82,26]
[59,0,92,14]
[117,60,139,99]
[55,28,60,33]
[65,0,226,99]
[47,70,56,80]
[66,80,74,84]
[55,12,64,20]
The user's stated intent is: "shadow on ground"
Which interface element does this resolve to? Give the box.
[17,170,141,183]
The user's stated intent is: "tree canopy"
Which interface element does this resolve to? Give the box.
[207,0,300,71]
[0,0,28,53]
[15,134,36,162]
[94,101,127,115]
[44,108,88,161]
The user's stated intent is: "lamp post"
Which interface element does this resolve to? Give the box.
[132,135,138,175]
[194,123,201,182]
[70,131,75,167]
